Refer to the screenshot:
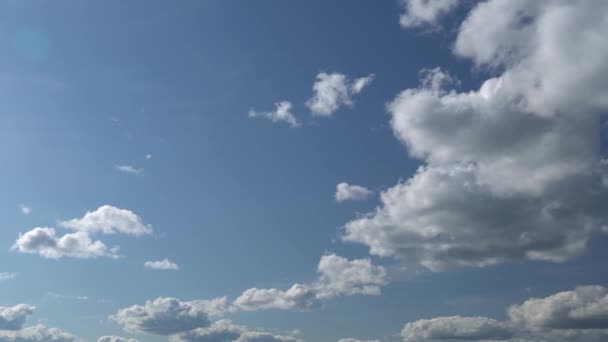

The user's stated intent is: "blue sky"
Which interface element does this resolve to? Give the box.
[2,1,608,342]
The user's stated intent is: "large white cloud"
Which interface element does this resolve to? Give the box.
[60,205,152,236]
[306,73,374,116]
[343,0,608,271]
[399,0,458,29]
[111,297,228,335]
[0,325,79,342]
[232,254,387,311]
[0,305,35,331]
[249,101,300,128]
[401,316,515,342]
[12,227,119,260]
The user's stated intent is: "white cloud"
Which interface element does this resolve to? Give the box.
[343,0,608,271]
[18,204,31,215]
[144,258,180,271]
[12,227,119,260]
[0,304,35,331]
[338,339,380,342]
[249,101,300,127]
[97,337,140,342]
[60,205,152,236]
[306,73,374,116]
[399,0,458,29]
[335,183,373,202]
[111,297,228,335]
[401,316,515,341]
[0,273,16,282]
[145,154,152,160]
[115,165,143,175]
[170,319,303,342]
[233,254,387,311]
[400,285,608,342]
[0,324,79,342]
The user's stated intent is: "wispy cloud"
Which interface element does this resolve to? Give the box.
[249,101,300,127]
[18,204,32,215]
[0,272,16,281]
[115,165,143,175]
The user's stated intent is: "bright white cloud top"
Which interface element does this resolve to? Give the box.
[335,182,373,202]
[60,205,152,236]
[306,72,374,116]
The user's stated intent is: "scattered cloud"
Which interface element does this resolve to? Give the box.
[400,285,608,342]
[97,336,141,342]
[399,0,459,29]
[12,227,119,260]
[60,205,153,236]
[169,319,303,342]
[18,204,31,215]
[233,284,317,312]
[0,324,80,342]
[249,101,300,127]
[110,297,228,335]
[344,0,608,271]
[0,273,16,282]
[335,183,373,202]
[338,340,380,342]
[144,258,179,271]
[145,154,152,160]
[0,304,35,331]
[306,73,374,116]
[115,165,143,175]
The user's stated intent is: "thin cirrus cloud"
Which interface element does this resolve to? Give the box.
[306,72,374,116]
[115,165,143,175]
[12,205,151,260]
[0,272,16,282]
[144,258,179,271]
[343,0,608,272]
[335,182,373,202]
[399,0,459,29]
[400,285,608,342]
[248,101,300,128]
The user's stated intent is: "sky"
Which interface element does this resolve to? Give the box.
[1,0,608,341]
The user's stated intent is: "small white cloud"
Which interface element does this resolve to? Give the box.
[145,154,152,160]
[98,336,141,342]
[400,0,459,29]
[144,258,180,271]
[0,272,16,281]
[19,204,32,215]
[335,183,373,202]
[306,73,375,116]
[59,205,153,236]
[115,165,143,175]
[12,227,120,260]
[249,101,300,127]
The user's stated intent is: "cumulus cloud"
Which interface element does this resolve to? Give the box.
[0,273,16,282]
[400,0,458,29]
[400,285,608,342]
[335,183,373,202]
[97,337,141,342]
[0,324,79,342]
[338,339,380,342]
[111,297,228,335]
[170,319,303,342]
[12,227,119,260]
[401,316,515,341]
[144,258,180,271]
[343,0,608,271]
[60,205,152,236]
[306,73,374,116]
[249,101,300,127]
[233,254,387,311]
[0,304,35,331]
[115,165,143,175]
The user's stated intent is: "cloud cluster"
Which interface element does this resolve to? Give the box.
[144,258,180,271]
[12,205,151,260]
[400,285,608,342]
[344,0,608,271]
[169,319,303,342]
[233,254,387,311]
[306,73,374,116]
[399,0,458,29]
[0,305,78,342]
[249,101,300,128]
[335,183,373,202]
